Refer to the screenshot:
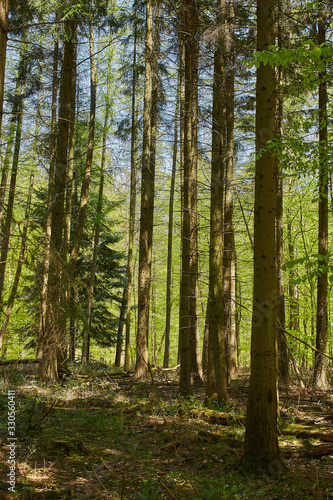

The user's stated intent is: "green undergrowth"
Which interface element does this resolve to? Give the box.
[0,369,333,499]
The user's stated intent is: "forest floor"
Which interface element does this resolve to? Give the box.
[0,363,333,499]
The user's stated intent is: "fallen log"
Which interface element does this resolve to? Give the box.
[190,408,245,426]
[280,423,333,443]
[0,358,40,366]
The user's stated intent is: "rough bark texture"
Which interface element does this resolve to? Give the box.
[244,0,281,471]
[179,0,201,394]
[313,5,328,389]
[41,21,77,381]
[133,0,154,382]
[206,1,228,401]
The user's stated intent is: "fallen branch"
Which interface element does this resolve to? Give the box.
[190,408,245,426]
[280,423,333,443]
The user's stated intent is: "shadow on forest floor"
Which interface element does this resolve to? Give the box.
[0,364,333,499]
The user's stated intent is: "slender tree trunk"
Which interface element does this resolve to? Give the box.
[82,33,111,363]
[69,21,96,274]
[0,0,9,137]
[37,36,59,359]
[0,172,34,348]
[163,78,179,368]
[313,5,328,389]
[243,0,282,471]
[133,0,154,382]
[0,44,27,305]
[275,0,288,385]
[124,28,138,372]
[0,80,43,349]
[115,287,127,366]
[206,0,228,401]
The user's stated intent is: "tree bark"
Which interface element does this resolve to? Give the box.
[163,75,179,368]
[124,27,138,373]
[313,4,328,389]
[41,20,77,381]
[206,0,228,401]
[243,0,281,471]
[275,0,288,386]
[133,0,154,382]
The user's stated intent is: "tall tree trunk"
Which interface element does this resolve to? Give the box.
[163,75,179,368]
[82,31,111,364]
[69,21,96,274]
[41,20,77,381]
[223,0,237,382]
[275,0,288,386]
[124,28,138,372]
[206,0,228,401]
[179,0,201,394]
[313,4,328,389]
[133,0,154,382]
[0,43,27,305]
[37,36,59,359]
[243,0,281,471]
[0,0,9,137]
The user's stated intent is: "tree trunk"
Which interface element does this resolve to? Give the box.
[41,20,77,381]
[0,43,27,305]
[37,36,59,360]
[133,0,154,382]
[243,0,282,471]
[82,30,111,364]
[179,0,201,394]
[0,0,9,137]
[163,77,179,368]
[69,20,96,274]
[206,0,228,401]
[313,5,328,389]
[275,0,288,386]
[115,287,127,367]
[124,27,138,373]
[223,0,237,382]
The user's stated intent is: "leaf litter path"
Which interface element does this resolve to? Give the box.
[0,372,333,499]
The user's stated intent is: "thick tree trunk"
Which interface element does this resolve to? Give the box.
[206,1,228,401]
[133,0,154,382]
[41,20,77,381]
[313,5,328,389]
[244,0,282,471]
[179,0,201,394]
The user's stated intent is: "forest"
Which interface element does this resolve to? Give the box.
[0,0,333,498]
